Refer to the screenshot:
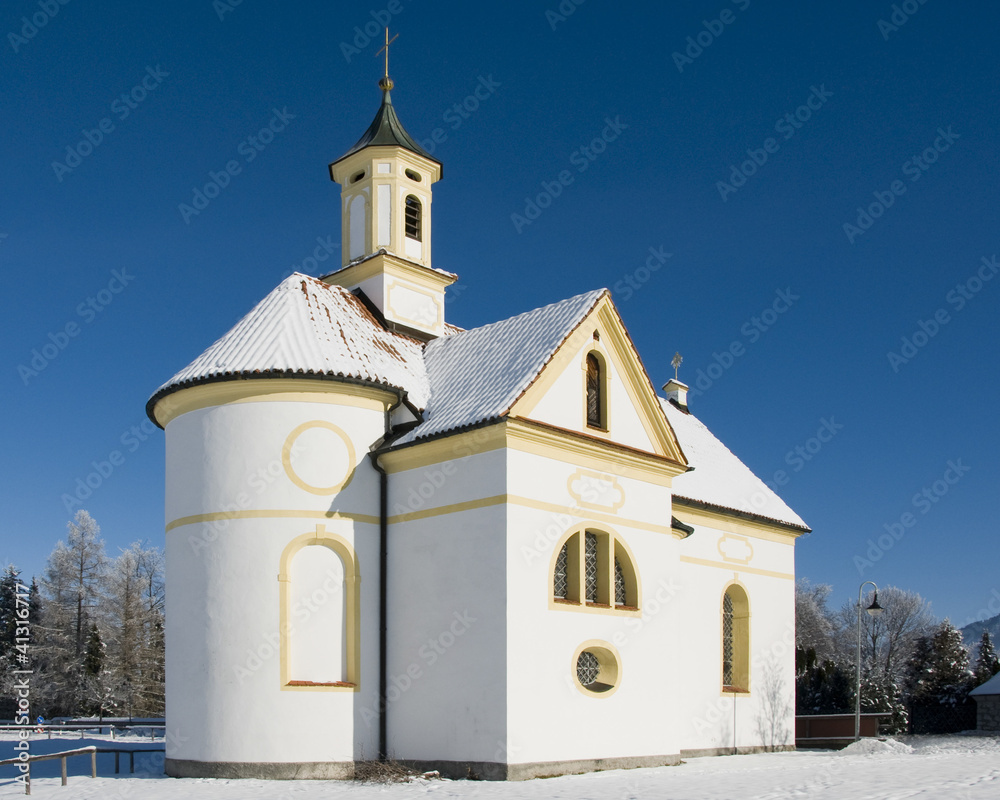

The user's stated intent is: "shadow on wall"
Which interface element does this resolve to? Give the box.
[754,656,792,751]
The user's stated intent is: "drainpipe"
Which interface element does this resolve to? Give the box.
[369,390,405,762]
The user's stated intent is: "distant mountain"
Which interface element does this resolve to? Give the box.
[961,613,1000,649]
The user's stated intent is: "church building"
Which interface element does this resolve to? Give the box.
[147,68,810,781]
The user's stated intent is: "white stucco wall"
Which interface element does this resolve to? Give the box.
[504,448,682,765]
[385,448,508,765]
[673,519,797,753]
[163,390,389,767]
[524,337,656,454]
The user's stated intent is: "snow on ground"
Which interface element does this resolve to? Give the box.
[1,734,999,799]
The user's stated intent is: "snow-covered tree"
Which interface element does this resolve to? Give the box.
[795,579,836,661]
[0,566,39,717]
[858,670,908,733]
[36,511,108,715]
[795,580,853,714]
[906,619,974,705]
[836,585,935,683]
[973,630,1000,685]
[104,541,165,717]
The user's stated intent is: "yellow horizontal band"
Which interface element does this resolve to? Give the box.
[165,509,380,532]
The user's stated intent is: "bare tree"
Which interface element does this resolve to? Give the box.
[795,579,836,662]
[835,585,935,682]
[105,542,165,717]
[37,511,108,715]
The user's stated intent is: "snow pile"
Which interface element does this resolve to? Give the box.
[839,737,914,756]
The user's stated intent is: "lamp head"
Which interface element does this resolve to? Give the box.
[866,593,884,617]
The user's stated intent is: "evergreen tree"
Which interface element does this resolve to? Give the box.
[909,619,975,705]
[84,623,103,675]
[973,630,1000,685]
[795,649,853,714]
[904,633,935,701]
[858,669,908,733]
[0,565,34,717]
[0,565,23,661]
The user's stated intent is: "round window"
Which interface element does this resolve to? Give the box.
[573,642,620,696]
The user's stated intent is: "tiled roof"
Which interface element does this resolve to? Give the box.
[393,290,607,445]
[148,274,429,412]
[661,399,809,531]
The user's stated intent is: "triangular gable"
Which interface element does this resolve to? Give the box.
[511,293,687,466]
[392,289,605,446]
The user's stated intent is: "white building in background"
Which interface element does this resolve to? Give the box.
[147,73,810,781]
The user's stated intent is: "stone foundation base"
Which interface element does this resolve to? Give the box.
[680,744,795,758]
[403,753,682,781]
[165,758,355,780]
[166,753,682,781]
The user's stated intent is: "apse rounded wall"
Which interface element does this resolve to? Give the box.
[157,380,392,775]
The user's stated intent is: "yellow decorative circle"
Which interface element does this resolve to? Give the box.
[282,421,356,496]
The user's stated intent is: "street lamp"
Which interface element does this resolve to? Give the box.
[855,581,884,741]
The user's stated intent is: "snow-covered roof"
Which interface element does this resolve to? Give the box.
[661,399,809,531]
[148,274,429,411]
[393,289,606,445]
[970,672,1000,695]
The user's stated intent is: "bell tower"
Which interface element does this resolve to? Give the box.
[325,34,453,339]
[328,75,442,269]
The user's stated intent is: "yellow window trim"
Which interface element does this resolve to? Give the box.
[721,580,751,696]
[582,345,611,434]
[571,640,623,699]
[548,523,642,617]
[278,525,361,692]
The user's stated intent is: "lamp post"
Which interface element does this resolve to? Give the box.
[855,581,884,741]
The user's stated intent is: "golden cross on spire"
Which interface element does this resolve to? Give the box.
[375,28,399,81]
[672,351,683,381]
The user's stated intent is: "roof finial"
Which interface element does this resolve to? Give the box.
[376,28,398,92]
[672,351,683,381]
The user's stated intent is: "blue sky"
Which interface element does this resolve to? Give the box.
[2,0,998,626]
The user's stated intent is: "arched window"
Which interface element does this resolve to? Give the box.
[552,528,638,613]
[586,354,602,428]
[722,584,750,692]
[278,526,360,691]
[404,195,422,241]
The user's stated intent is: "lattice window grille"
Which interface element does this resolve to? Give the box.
[586,354,601,427]
[554,543,568,599]
[584,531,599,603]
[577,650,600,687]
[722,592,734,686]
[614,557,626,605]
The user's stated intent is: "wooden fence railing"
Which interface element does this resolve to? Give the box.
[0,745,164,795]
